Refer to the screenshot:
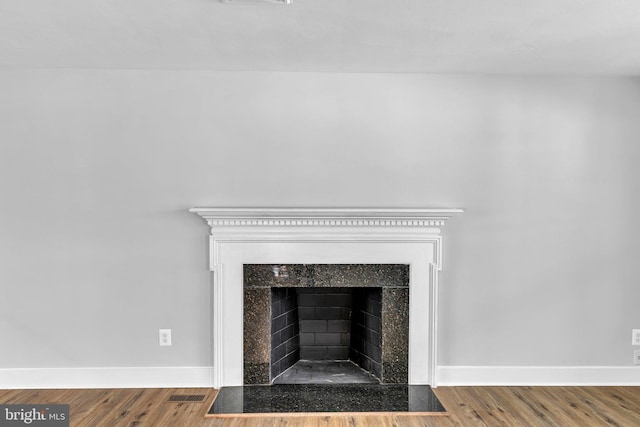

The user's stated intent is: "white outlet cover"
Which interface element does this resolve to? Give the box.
[159,329,172,346]
[633,329,640,346]
[635,350,640,365]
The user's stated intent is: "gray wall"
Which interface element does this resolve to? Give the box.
[1,70,639,371]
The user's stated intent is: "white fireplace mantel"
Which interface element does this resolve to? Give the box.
[190,207,462,388]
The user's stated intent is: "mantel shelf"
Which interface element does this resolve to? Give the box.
[189,207,463,228]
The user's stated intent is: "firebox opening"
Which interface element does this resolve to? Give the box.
[270,287,383,384]
[243,264,409,385]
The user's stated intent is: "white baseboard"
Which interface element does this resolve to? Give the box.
[436,366,640,386]
[4,366,640,389]
[0,367,214,389]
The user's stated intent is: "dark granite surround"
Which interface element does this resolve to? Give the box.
[244,264,409,289]
[243,288,270,384]
[243,264,409,385]
[207,384,447,415]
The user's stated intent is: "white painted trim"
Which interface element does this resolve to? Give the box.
[6,366,638,389]
[190,207,463,388]
[0,367,214,389]
[436,366,640,386]
[5,366,639,389]
[189,207,463,229]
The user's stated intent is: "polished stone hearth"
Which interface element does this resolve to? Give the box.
[207,384,447,416]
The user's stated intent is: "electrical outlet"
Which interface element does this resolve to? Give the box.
[633,329,640,346]
[159,329,172,346]
[635,350,640,365]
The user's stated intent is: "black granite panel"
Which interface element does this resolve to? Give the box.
[311,265,409,288]
[244,363,269,385]
[244,288,271,385]
[208,384,446,415]
[244,264,313,288]
[381,288,409,383]
[244,264,409,289]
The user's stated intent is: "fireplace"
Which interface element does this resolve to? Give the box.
[189,208,462,388]
[243,264,409,385]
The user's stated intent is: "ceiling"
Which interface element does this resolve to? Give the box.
[1,0,640,75]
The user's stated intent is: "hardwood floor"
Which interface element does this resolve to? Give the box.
[1,386,639,426]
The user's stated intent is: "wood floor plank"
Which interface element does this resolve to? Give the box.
[522,387,590,426]
[590,386,640,425]
[465,387,520,426]
[1,386,640,426]
[570,386,640,427]
[432,387,488,426]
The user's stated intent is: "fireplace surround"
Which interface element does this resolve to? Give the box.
[243,264,410,385]
[189,208,462,388]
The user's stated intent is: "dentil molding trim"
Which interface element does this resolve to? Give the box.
[188,207,464,228]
